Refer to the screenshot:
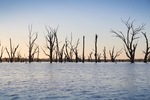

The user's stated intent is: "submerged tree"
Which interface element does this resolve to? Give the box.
[0,42,5,62]
[52,26,65,63]
[42,26,56,63]
[68,33,74,62]
[109,46,122,62]
[88,52,93,62]
[16,50,22,62]
[53,26,59,62]
[72,39,80,63]
[36,45,40,62]
[95,34,98,63]
[148,54,150,62]
[111,18,145,63]
[82,36,85,63]
[97,53,101,62]
[142,32,150,63]
[5,38,19,62]
[64,34,76,62]
[59,44,65,62]
[28,25,38,63]
[64,37,70,62]
[103,47,107,62]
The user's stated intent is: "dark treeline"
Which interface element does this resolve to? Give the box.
[0,19,150,63]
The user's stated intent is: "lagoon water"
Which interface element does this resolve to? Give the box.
[0,62,150,100]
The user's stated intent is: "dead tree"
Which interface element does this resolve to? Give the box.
[88,52,93,62]
[5,38,19,63]
[55,50,57,62]
[64,34,74,62]
[69,33,74,62]
[0,42,5,62]
[36,45,40,62]
[97,53,101,62]
[67,38,80,63]
[53,26,65,63]
[48,26,59,62]
[42,26,56,63]
[64,37,70,61]
[142,32,150,63]
[103,47,107,62]
[95,34,98,63]
[82,36,85,63]
[28,25,38,63]
[148,54,150,62]
[59,44,65,63]
[109,46,122,62]
[72,39,80,63]
[111,19,145,63]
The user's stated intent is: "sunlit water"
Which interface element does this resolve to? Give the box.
[0,62,150,100]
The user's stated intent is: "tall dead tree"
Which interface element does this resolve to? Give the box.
[52,26,65,63]
[42,26,56,63]
[64,37,70,61]
[82,36,85,63]
[51,26,59,62]
[36,45,40,62]
[72,39,80,63]
[111,19,145,63]
[59,44,65,63]
[148,54,150,62]
[109,47,122,62]
[0,42,5,62]
[5,38,19,62]
[103,47,107,62]
[69,33,73,62]
[95,34,98,63]
[142,32,150,63]
[64,34,75,62]
[28,25,38,63]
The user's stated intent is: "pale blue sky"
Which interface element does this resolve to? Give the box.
[0,0,150,59]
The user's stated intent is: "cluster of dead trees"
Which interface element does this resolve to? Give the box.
[0,19,150,63]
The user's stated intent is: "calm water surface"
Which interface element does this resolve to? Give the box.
[0,62,150,100]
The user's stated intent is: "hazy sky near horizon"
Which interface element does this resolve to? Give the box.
[0,0,150,59]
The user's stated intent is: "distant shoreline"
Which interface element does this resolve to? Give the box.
[0,58,148,63]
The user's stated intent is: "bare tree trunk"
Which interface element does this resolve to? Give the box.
[53,26,59,62]
[95,34,98,63]
[148,54,150,62]
[5,38,19,63]
[70,33,73,62]
[75,51,78,63]
[88,52,93,62]
[82,36,85,63]
[55,51,57,62]
[28,25,38,63]
[72,39,79,63]
[109,46,122,62]
[103,47,107,62]
[98,53,101,62]
[111,18,145,63]
[36,46,39,62]
[0,42,5,63]
[142,32,150,63]
[59,44,65,63]
[10,38,13,62]
[42,26,56,63]
[50,44,53,63]
[65,38,70,62]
